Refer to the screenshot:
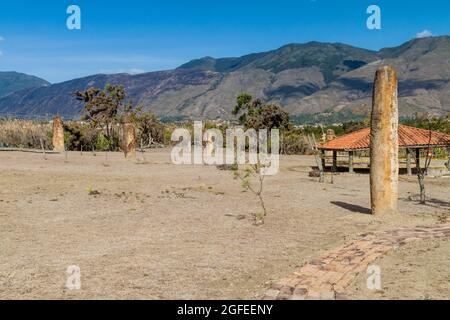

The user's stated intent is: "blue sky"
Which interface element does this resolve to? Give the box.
[0,0,449,83]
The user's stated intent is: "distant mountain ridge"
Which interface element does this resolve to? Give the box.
[0,71,49,98]
[0,36,449,121]
[178,42,380,82]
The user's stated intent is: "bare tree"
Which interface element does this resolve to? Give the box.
[233,163,268,226]
[416,126,433,205]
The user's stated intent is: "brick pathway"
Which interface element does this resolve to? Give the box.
[262,222,450,300]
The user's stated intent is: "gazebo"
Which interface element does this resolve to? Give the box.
[318,125,450,174]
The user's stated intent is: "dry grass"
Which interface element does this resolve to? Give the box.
[0,119,52,149]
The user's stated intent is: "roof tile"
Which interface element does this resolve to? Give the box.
[319,125,450,151]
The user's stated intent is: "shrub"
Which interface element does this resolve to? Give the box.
[0,119,52,149]
[281,130,313,155]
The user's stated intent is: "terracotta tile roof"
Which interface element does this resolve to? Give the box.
[319,125,450,151]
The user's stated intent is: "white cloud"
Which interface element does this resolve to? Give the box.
[416,30,433,38]
[99,68,146,75]
[123,68,146,74]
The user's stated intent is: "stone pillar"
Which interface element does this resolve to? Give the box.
[370,66,399,216]
[332,151,338,171]
[349,151,354,174]
[406,148,412,175]
[122,115,136,159]
[52,116,65,152]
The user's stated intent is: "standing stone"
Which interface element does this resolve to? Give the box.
[122,115,136,158]
[370,66,399,215]
[326,129,336,141]
[52,116,65,152]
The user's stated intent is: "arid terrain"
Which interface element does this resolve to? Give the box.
[0,150,449,299]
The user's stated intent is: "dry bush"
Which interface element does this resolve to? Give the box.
[281,130,313,155]
[0,119,52,149]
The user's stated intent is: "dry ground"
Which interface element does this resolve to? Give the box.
[0,150,449,299]
[345,238,450,300]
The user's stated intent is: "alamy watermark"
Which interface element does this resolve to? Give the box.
[170,121,280,175]
[67,5,81,30]
[367,5,381,30]
[366,265,381,290]
[66,265,81,290]
[64,4,381,31]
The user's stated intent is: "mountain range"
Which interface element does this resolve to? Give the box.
[0,72,49,99]
[0,36,449,122]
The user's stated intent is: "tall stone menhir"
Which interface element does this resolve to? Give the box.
[122,115,137,158]
[370,66,399,215]
[52,116,65,152]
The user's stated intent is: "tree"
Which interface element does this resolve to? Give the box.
[402,112,449,134]
[232,93,290,131]
[414,116,447,205]
[74,84,130,150]
[130,109,164,148]
[232,163,268,226]
[63,121,99,152]
[416,133,433,205]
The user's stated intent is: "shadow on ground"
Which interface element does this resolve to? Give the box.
[331,201,371,214]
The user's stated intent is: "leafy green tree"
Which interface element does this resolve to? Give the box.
[74,84,130,150]
[130,109,164,147]
[402,112,449,134]
[64,121,115,152]
[232,93,290,130]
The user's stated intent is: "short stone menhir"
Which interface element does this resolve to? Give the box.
[122,114,137,158]
[52,116,65,152]
[52,115,138,157]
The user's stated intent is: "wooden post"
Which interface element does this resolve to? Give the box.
[446,148,450,171]
[39,138,47,160]
[415,148,420,171]
[321,150,326,171]
[406,148,412,175]
[349,151,354,174]
[332,151,337,172]
[370,66,399,216]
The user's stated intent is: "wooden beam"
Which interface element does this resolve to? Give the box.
[321,150,326,171]
[415,148,420,171]
[332,151,337,172]
[349,151,354,174]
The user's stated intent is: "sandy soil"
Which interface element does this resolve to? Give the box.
[0,150,449,299]
[345,238,450,300]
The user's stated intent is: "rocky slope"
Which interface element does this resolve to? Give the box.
[0,37,449,121]
[0,71,49,98]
